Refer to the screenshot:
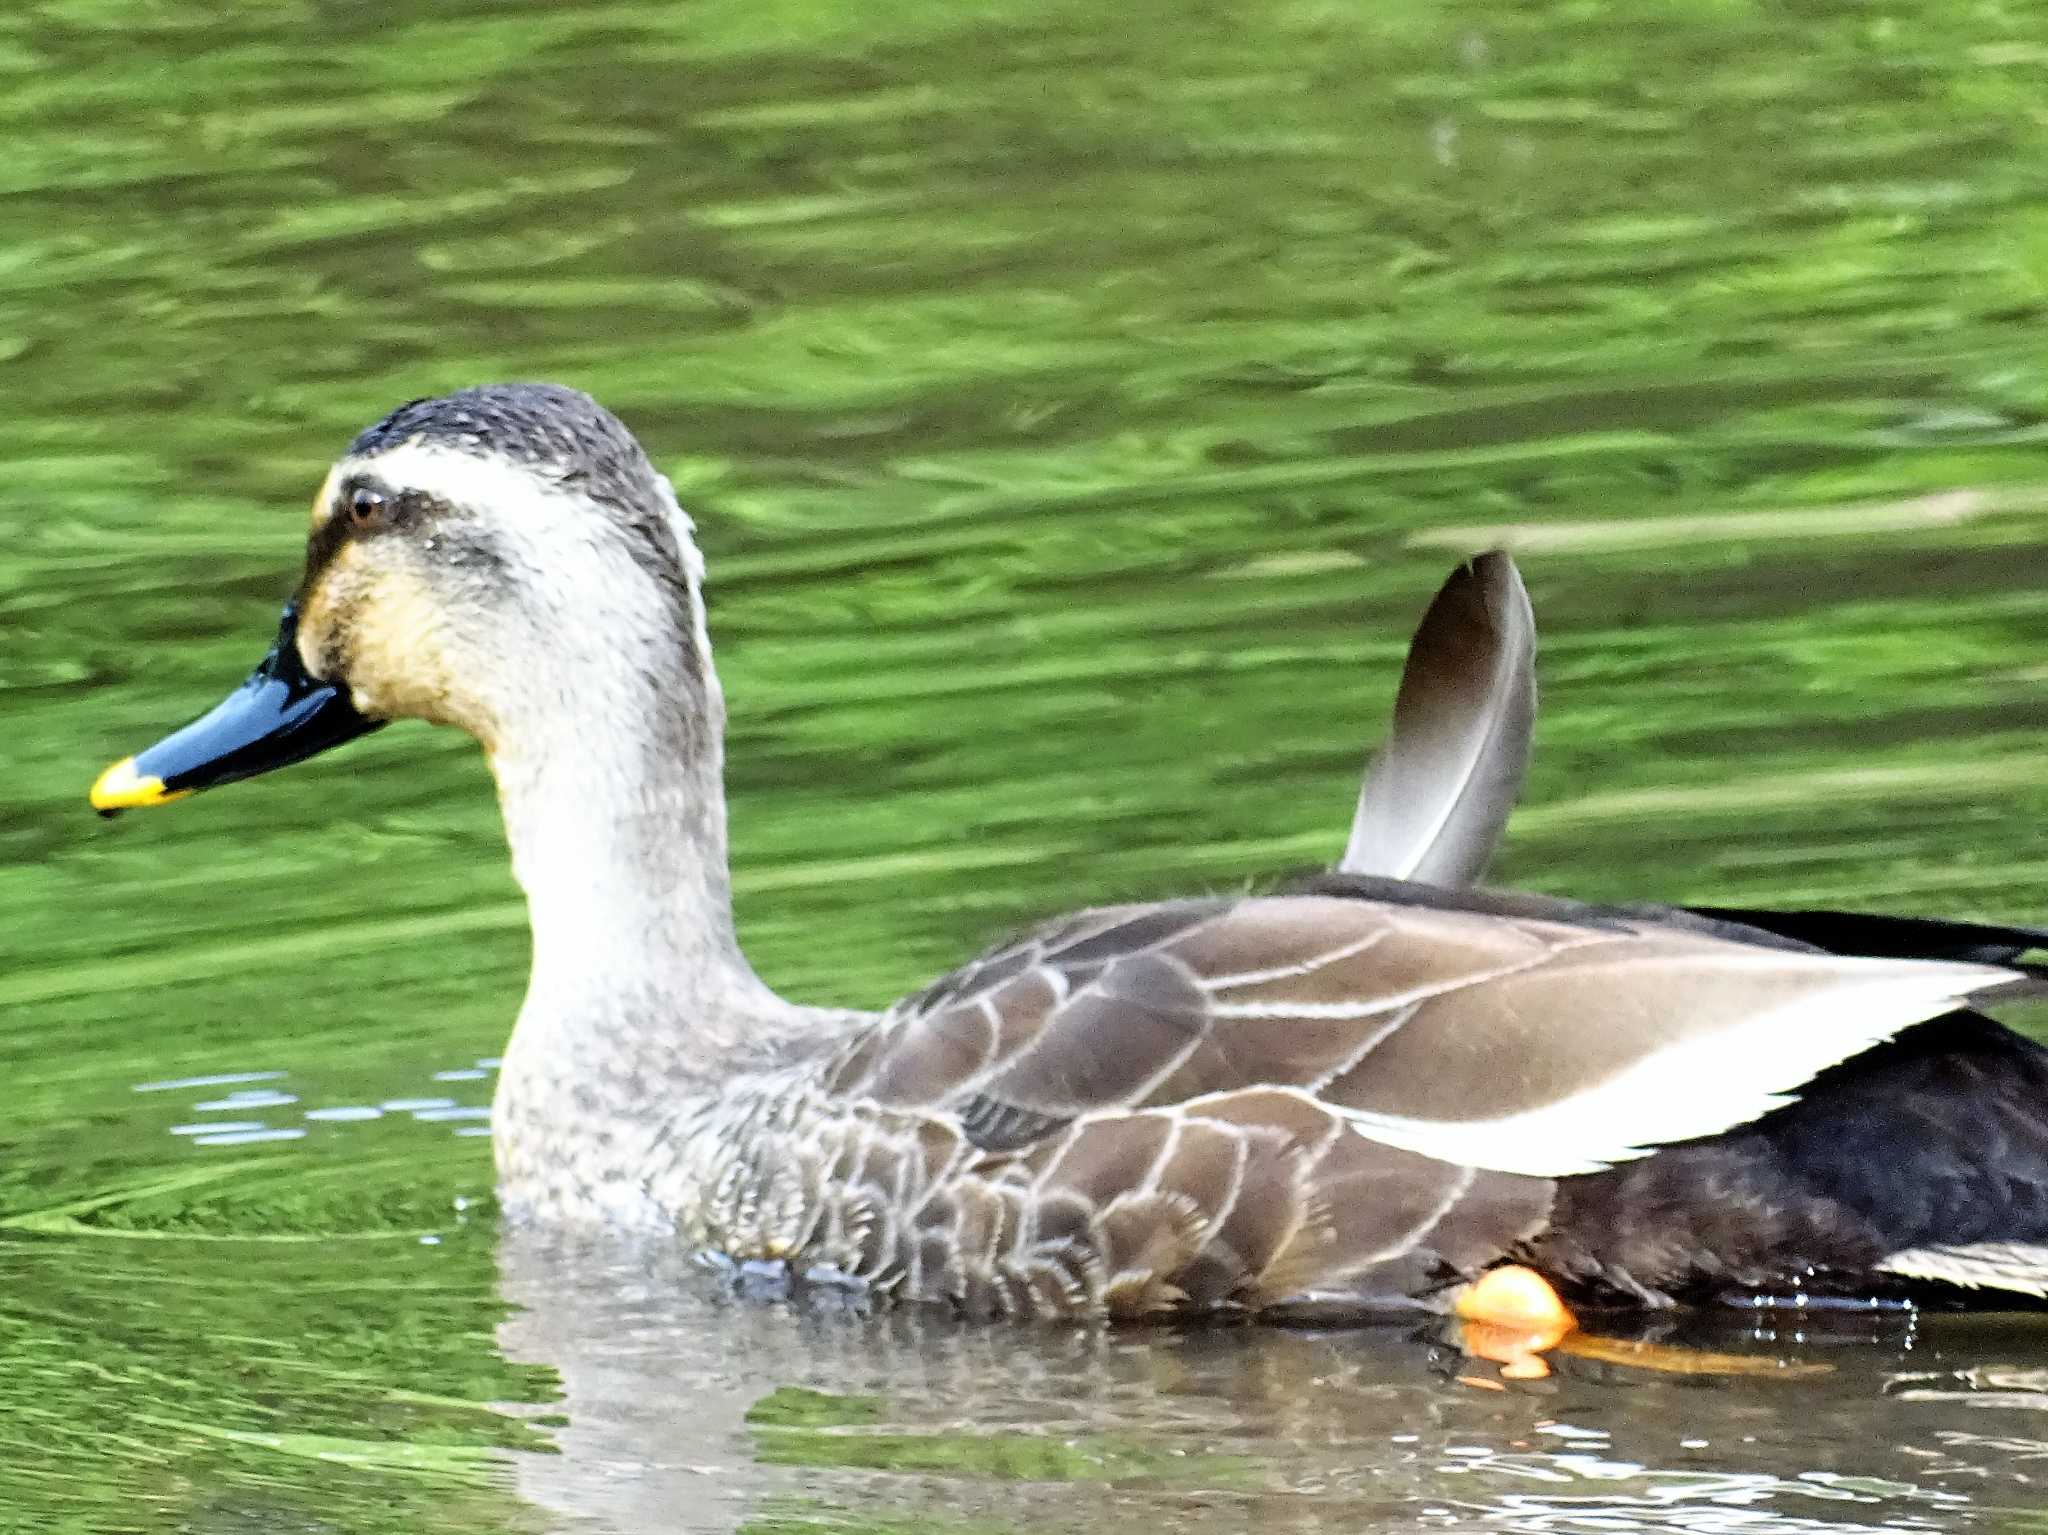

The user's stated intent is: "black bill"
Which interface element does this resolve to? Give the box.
[90,603,381,816]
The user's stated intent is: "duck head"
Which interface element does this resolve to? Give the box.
[91,383,717,814]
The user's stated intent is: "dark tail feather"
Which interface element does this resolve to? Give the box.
[1687,905,2048,967]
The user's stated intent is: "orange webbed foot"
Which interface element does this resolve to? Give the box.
[1447,1266,1834,1382]
[1449,1265,1577,1381]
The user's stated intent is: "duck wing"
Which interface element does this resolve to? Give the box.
[1341,552,1535,884]
[830,892,2031,1178]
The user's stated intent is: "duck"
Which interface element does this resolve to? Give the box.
[90,382,2048,1330]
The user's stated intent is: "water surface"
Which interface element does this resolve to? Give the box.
[9,0,2048,1530]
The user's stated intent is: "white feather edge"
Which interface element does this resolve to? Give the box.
[1877,1242,2048,1297]
[1336,956,2021,1178]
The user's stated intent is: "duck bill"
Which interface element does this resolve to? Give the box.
[90,604,383,816]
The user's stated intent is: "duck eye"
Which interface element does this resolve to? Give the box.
[347,487,390,530]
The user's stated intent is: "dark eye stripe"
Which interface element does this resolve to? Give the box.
[303,488,359,584]
[301,472,454,594]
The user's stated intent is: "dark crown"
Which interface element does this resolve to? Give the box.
[348,383,660,515]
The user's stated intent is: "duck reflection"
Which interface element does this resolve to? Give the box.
[496,1227,2048,1535]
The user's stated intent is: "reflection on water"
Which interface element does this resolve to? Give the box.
[132,1059,499,1149]
[11,0,2048,1529]
[497,1231,2048,1534]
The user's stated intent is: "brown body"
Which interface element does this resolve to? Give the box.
[496,882,2048,1318]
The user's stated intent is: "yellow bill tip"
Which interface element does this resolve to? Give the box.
[90,756,192,814]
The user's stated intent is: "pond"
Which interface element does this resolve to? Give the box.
[8,0,2048,1530]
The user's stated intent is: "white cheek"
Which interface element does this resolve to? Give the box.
[322,437,711,745]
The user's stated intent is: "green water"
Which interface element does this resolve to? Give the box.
[10,0,2048,1529]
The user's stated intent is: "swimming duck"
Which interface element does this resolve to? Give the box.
[92,384,2048,1325]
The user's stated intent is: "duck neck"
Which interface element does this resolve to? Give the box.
[489,642,797,1112]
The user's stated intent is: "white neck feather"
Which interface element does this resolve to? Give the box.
[494,707,760,1030]
[484,552,794,1076]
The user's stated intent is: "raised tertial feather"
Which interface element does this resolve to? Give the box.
[1343,552,1535,884]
